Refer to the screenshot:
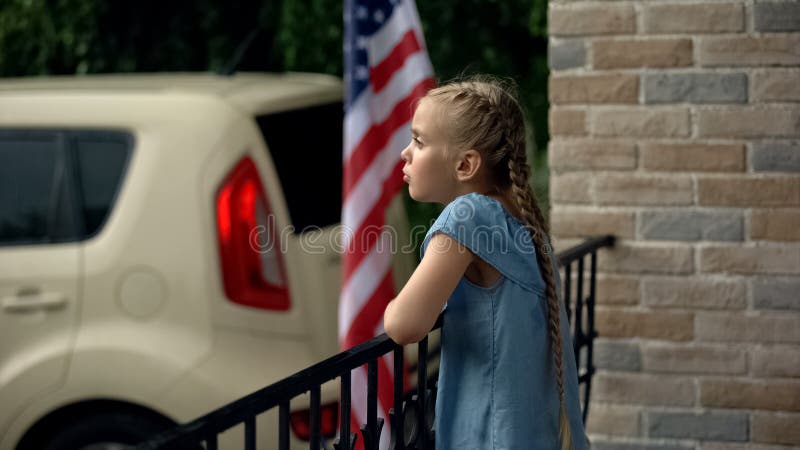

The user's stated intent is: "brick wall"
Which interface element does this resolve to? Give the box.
[547,1,800,448]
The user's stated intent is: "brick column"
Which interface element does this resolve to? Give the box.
[547,1,800,448]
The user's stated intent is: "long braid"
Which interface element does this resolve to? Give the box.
[507,139,572,450]
[427,76,575,449]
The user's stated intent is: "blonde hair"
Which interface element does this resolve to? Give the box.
[425,75,574,450]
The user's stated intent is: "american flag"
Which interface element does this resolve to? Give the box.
[340,0,434,448]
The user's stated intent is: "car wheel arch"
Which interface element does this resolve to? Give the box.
[14,399,176,450]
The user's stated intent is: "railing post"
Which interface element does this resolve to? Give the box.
[244,416,256,450]
[335,371,355,450]
[574,256,585,367]
[417,336,428,450]
[362,359,384,450]
[205,432,217,450]
[279,400,289,450]
[584,250,599,423]
[391,345,405,450]
[310,385,321,450]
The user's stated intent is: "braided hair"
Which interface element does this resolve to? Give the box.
[426,75,573,450]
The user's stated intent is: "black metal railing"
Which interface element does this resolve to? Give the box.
[136,234,615,450]
[557,234,615,423]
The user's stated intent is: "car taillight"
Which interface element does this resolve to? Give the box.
[216,156,290,311]
[290,402,339,441]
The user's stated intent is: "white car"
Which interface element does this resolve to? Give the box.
[0,73,416,450]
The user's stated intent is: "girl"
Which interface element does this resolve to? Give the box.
[383,76,587,450]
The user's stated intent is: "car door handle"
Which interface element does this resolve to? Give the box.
[1,292,67,313]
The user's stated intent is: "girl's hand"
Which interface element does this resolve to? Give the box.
[383,233,473,344]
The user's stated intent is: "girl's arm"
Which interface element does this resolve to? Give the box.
[383,233,473,344]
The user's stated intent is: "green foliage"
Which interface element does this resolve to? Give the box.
[0,0,287,75]
[0,0,97,75]
[529,0,548,38]
[277,0,342,74]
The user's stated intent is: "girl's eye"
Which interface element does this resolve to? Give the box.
[413,137,423,147]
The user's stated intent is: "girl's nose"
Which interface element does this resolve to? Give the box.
[401,144,410,162]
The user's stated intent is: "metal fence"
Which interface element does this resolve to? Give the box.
[135,234,615,450]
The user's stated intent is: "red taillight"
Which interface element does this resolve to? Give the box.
[290,402,339,441]
[216,157,290,311]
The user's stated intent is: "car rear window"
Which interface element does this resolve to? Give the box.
[0,131,62,244]
[73,132,132,236]
[256,101,343,232]
[0,129,132,246]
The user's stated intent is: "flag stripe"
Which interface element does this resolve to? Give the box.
[341,197,393,290]
[341,160,405,287]
[344,51,434,162]
[339,245,393,342]
[343,78,433,198]
[344,78,432,199]
[343,270,395,348]
[369,30,421,92]
[342,125,410,248]
[365,0,415,65]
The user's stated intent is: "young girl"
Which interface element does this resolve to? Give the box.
[383,76,587,450]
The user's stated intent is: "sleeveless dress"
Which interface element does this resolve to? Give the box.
[421,192,587,450]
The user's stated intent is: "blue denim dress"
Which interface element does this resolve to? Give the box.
[422,193,587,450]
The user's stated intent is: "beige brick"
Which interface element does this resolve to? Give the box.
[643,277,747,310]
[700,379,800,411]
[549,139,636,171]
[550,173,592,204]
[643,3,744,34]
[751,346,800,378]
[549,109,586,136]
[643,344,746,374]
[752,70,800,103]
[550,209,635,239]
[599,243,694,275]
[594,39,693,69]
[700,245,800,275]
[596,275,640,306]
[597,308,694,341]
[591,108,690,138]
[640,143,745,172]
[698,177,800,207]
[594,372,695,406]
[549,74,638,105]
[752,277,800,311]
[751,210,800,241]
[595,174,693,205]
[700,35,800,67]
[697,106,800,138]
[696,312,800,344]
[752,412,800,446]
[586,403,640,437]
[549,4,635,37]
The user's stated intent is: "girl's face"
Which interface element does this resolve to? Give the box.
[401,99,458,204]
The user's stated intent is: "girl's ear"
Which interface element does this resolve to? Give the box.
[454,149,483,182]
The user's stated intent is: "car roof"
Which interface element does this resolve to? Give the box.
[0,72,343,114]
